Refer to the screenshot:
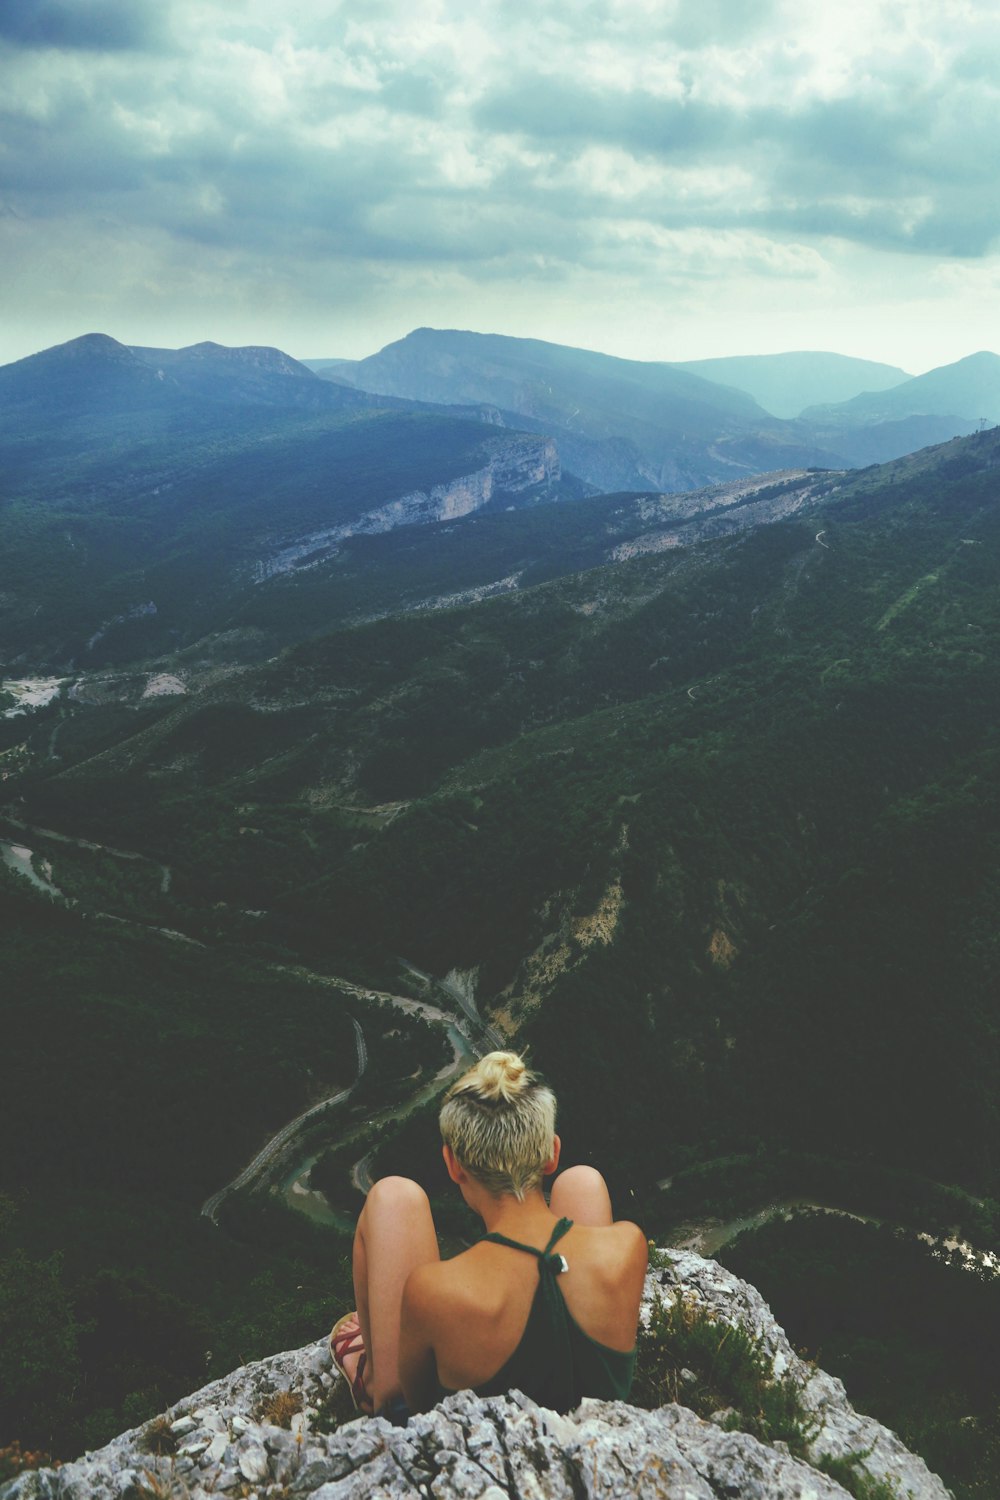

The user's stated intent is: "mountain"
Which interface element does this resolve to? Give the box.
[0,331,182,416]
[336,326,764,424]
[0,332,378,431]
[7,422,999,1220]
[671,351,910,418]
[804,350,1000,426]
[2,331,934,674]
[14,426,999,1194]
[319,327,983,485]
[0,335,565,667]
[127,340,343,409]
[321,326,843,491]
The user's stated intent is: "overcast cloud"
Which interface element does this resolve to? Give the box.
[1,0,998,369]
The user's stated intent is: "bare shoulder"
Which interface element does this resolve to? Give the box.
[404,1247,477,1315]
[403,1258,450,1324]
[610,1219,650,1271]
[596,1218,649,1258]
[582,1219,648,1288]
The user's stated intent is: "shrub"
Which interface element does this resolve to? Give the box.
[631,1292,816,1454]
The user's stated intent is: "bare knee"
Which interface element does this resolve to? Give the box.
[555,1165,607,1196]
[365,1175,429,1212]
[359,1175,431,1235]
[550,1165,613,1225]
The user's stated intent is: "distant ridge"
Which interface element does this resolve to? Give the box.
[316,327,991,485]
[804,350,1000,426]
[127,339,336,408]
[131,340,319,379]
[671,351,911,418]
[0,332,178,410]
[322,326,824,491]
[0,333,377,420]
[4,332,996,501]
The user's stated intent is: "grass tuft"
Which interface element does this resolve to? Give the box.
[256,1389,303,1429]
[136,1417,177,1457]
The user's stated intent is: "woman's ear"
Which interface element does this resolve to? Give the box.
[442,1142,465,1185]
[542,1134,562,1178]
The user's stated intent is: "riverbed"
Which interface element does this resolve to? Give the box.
[1,676,70,715]
[1,840,61,896]
[666,1197,875,1256]
[279,1018,473,1227]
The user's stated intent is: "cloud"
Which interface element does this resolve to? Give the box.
[1,0,999,366]
[0,0,169,52]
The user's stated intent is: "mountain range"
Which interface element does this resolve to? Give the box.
[670,350,910,418]
[310,328,999,484]
[2,329,998,671]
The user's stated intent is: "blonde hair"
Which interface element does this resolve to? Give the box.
[439,1051,556,1200]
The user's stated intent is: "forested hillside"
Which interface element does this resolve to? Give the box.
[0,335,566,666]
[3,423,999,1490]
[15,428,1000,1195]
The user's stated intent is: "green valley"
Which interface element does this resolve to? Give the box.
[2,335,999,1496]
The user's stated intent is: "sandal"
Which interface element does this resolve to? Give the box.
[329,1311,373,1413]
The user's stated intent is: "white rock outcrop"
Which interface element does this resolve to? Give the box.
[0,1251,952,1500]
[254,434,559,582]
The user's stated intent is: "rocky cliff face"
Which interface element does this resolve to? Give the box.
[255,434,560,581]
[1,1250,950,1500]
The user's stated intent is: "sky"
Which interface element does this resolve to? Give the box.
[2,0,999,373]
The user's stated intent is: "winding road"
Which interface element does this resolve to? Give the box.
[401,960,505,1052]
[4,819,500,1227]
[193,954,493,1225]
[273,965,491,1221]
[1,816,172,893]
[201,1018,367,1225]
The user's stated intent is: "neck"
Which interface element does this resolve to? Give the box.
[476,1186,557,1236]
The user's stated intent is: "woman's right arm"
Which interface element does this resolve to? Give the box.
[398,1264,441,1413]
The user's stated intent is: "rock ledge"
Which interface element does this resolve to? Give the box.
[0,1251,952,1500]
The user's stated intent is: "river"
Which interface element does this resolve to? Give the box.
[662,1194,1000,1278]
[665,1197,875,1257]
[279,1018,474,1227]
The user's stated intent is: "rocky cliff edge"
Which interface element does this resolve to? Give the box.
[0,1250,951,1500]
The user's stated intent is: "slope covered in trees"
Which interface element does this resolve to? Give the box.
[16,428,1000,1193]
[2,426,999,1479]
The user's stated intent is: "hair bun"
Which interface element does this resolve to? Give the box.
[470,1050,528,1103]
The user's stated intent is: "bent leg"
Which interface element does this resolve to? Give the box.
[353,1175,440,1412]
[549,1164,613,1227]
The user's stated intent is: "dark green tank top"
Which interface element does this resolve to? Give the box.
[436,1217,636,1414]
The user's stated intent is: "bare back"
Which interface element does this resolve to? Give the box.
[408,1216,647,1393]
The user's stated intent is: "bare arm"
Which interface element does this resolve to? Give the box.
[615,1219,650,1299]
[398,1265,440,1414]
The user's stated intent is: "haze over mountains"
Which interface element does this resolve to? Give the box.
[2,326,998,675]
[312,327,998,485]
[670,351,911,418]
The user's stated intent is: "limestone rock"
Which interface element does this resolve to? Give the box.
[652,1250,952,1498]
[0,1251,952,1500]
[253,433,559,582]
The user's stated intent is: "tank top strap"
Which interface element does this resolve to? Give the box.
[482,1216,573,1273]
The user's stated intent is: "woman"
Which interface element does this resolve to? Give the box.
[330,1050,648,1424]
